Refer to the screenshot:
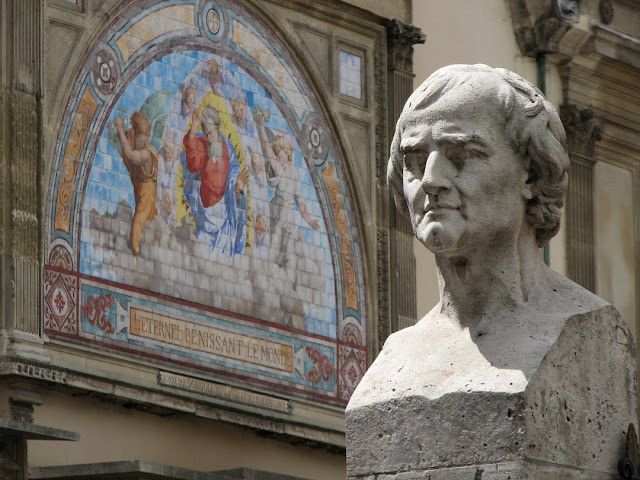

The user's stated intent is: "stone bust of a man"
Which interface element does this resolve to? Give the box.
[347,64,636,479]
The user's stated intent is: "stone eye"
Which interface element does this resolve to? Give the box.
[404,151,428,173]
[445,144,483,168]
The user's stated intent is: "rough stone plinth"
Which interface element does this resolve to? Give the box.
[349,461,617,479]
[347,305,636,479]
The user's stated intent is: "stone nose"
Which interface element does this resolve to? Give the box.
[422,149,454,195]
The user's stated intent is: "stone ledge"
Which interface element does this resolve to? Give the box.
[30,462,309,480]
[590,23,640,69]
[0,417,79,441]
[0,358,346,449]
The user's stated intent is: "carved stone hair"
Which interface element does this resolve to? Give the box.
[387,64,569,247]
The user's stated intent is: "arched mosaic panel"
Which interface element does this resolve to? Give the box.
[44,0,366,406]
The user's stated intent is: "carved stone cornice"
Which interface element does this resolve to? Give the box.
[560,104,603,160]
[511,0,640,68]
[510,0,580,57]
[385,19,425,73]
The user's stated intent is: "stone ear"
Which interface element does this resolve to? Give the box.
[521,157,539,200]
[522,180,536,200]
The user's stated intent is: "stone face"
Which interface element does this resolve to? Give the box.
[346,64,638,479]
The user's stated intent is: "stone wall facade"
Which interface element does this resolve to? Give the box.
[0,0,417,478]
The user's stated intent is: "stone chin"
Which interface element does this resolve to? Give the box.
[414,218,468,255]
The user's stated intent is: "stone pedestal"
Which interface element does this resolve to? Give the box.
[346,304,637,479]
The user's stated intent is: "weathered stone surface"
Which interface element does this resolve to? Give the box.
[524,305,635,472]
[346,64,638,479]
[351,460,616,479]
[348,392,526,473]
[347,304,635,477]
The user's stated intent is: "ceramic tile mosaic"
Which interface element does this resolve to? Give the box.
[44,0,367,406]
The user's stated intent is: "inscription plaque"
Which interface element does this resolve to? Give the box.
[158,370,292,413]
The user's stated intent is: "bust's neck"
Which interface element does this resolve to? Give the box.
[434,225,543,329]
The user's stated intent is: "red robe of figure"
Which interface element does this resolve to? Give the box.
[182,133,230,208]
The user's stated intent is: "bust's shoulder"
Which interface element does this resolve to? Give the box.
[382,305,443,347]
[540,268,608,316]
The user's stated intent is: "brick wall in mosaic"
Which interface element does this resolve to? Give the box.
[44,0,366,405]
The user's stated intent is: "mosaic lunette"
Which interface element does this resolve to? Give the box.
[46,0,367,403]
[83,50,335,336]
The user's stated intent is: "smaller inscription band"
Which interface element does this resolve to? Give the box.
[157,371,292,414]
[2,362,68,384]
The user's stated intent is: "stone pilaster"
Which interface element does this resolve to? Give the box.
[0,0,48,361]
[386,20,424,335]
[0,431,27,480]
[560,104,603,293]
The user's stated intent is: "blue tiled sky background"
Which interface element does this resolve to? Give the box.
[81,50,337,338]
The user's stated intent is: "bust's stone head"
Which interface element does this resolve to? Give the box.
[388,64,569,255]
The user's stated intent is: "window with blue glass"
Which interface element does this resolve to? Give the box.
[339,50,362,100]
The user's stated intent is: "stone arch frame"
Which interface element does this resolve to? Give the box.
[43,0,369,406]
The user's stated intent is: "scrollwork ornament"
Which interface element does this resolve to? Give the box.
[306,346,333,384]
[82,294,116,334]
[600,0,614,24]
[54,86,99,233]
